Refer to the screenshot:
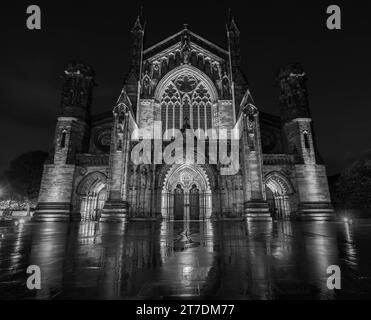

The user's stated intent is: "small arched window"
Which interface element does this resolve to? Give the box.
[60,130,67,148]
[303,131,310,149]
[227,140,232,157]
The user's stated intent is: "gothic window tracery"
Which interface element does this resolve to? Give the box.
[182,95,190,126]
[168,102,174,132]
[160,73,213,133]
[192,102,199,128]
[174,103,181,129]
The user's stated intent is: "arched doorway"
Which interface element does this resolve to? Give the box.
[76,172,107,221]
[265,172,294,220]
[161,164,212,220]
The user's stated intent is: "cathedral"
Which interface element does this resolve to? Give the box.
[34,15,334,223]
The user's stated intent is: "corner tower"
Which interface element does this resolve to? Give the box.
[277,63,334,220]
[277,63,317,164]
[34,62,95,221]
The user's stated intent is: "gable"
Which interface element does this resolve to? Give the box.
[140,29,232,102]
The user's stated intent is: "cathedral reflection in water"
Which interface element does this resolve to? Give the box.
[1,219,371,300]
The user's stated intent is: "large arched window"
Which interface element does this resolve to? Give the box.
[192,102,199,129]
[159,70,214,134]
[160,83,180,133]
[183,95,190,125]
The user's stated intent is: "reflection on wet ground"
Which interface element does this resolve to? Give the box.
[0,219,371,299]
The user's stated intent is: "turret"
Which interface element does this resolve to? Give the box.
[60,61,95,121]
[277,63,311,124]
[54,61,95,164]
[277,63,334,220]
[277,63,319,165]
[34,61,95,222]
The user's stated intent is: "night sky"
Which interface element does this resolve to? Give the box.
[1,1,370,175]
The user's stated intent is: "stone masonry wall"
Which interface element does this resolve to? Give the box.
[38,164,76,204]
[294,164,332,203]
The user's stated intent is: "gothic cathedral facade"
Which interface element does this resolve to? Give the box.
[34,15,334,222]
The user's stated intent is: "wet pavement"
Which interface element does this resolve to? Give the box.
[0,219,371,299]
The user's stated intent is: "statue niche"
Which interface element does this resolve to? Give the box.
[221,73,231,99]
[142,73,152,98]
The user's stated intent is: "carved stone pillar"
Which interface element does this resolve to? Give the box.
[100,104,130,222]
[241,104,272,221]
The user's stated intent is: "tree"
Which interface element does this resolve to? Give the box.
[332,159,371,209]
[4,150,48,201]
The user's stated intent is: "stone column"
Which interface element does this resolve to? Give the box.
[241,105,271,221]
[100,104,130,222]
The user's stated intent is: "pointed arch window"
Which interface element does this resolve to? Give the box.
[199,102,206,130]
[174,102,181,129]
[206,104,212,129]
[161,102,167,131]
[60,130,67,148]
[160,73,214,135]
[192,103,199,128]
[168,103,174,132]
[303,130,311,149]
[160,83,180,134]
[191,83,212,130]
[183,96,190,126]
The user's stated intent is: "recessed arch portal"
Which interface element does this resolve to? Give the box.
[264,172,295,220]
[76,171,107,221]
[161,164,212,220]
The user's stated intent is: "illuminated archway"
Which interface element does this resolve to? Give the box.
[161,164,212,220]
[76,172,107,221]
[265,172,295,220]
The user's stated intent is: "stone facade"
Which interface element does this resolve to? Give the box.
[34,15,334,222]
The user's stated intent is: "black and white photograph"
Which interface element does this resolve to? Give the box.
[0,0,371,310]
